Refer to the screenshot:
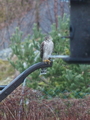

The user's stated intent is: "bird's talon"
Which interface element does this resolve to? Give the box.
[43,60,51,64]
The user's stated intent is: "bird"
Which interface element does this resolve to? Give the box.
[40,35,54,75]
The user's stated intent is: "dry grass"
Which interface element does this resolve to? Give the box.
[0,86,90,120]
[0,59,15,82]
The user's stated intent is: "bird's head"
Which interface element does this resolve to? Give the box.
[45,35,53,41]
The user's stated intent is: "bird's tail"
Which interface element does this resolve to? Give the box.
[39,68,47,76]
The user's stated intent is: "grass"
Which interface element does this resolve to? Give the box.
[0,59,15,83]
[0,86,90,120]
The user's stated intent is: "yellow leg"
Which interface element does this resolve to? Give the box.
[43,59,51,64]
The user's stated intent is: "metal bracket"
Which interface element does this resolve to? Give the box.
[49,55,69,59]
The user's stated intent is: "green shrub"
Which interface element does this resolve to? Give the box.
[9,15,90,98]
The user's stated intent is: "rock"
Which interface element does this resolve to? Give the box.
[0,48,12,60]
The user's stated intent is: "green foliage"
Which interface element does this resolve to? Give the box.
[9,27,41,72]
[9,16,90,99]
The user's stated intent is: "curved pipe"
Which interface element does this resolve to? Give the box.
[0,62,53,102]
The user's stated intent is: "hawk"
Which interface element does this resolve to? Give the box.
[40,35,54,74]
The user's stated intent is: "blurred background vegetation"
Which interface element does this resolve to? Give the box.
[0,0,89,99]
[9,15,90,99]
[0,1,90,119]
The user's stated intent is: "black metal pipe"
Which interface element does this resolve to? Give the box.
[0,62,53,102]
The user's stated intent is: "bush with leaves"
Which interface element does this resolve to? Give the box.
[9,15,90,98]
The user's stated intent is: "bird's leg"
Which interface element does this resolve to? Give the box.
[43,59,51,64]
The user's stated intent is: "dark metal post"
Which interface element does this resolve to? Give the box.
[63,0,90,63]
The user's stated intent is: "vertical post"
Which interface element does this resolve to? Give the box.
[70,0,90,58]
[63,0,90,63]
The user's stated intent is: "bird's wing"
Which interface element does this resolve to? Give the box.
[40,41,44,59]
